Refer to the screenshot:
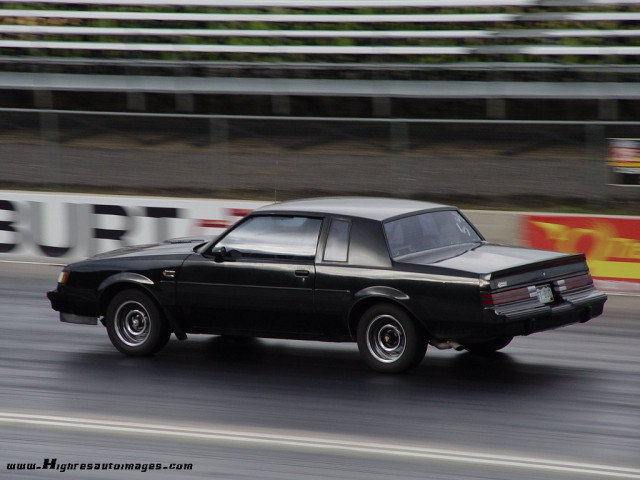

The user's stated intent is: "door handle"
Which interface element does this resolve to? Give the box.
[295,270,310,277]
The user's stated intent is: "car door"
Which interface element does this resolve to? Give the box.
[177,215,323,337]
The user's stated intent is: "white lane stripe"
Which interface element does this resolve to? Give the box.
[1,412,639,478]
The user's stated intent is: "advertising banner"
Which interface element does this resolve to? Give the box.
[0,191,266,264]
[522,214,640,284]
[607,138,640,186]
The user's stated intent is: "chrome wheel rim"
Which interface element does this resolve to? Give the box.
[366,314,406,363]
[114,300,151,347]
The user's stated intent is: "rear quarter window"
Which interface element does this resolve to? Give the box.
[323,219,351,262]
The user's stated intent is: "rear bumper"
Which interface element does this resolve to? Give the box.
[487,289,607,337]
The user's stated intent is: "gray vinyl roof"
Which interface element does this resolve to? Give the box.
[254,197,451,221]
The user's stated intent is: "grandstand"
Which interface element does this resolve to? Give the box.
[0,1,638,204]
[0,0,639,118]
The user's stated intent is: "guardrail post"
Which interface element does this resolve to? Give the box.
[271,95,291,116]
[598,99,618,121]
[176,93,195,113]
[487,98,506,119]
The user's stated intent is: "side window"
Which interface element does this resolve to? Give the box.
[218,216,322,258]
[323,219,350,262]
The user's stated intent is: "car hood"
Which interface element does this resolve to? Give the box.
[398,243,570,275]
[89,236,213,260]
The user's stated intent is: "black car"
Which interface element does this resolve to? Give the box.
[47,197,607,373]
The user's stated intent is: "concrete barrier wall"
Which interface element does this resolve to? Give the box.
[0,191,264,264]
[1,190,637,293]
[0,190,527,263]
[462,210,519,245]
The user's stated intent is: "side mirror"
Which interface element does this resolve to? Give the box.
[211,246,242,262]
[212,246,226,263]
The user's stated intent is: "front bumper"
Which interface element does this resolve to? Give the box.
[59,312,98,325]
[47,289,99,324]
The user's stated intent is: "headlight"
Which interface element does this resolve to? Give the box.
[57,270,69,284]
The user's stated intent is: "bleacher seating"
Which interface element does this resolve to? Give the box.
[0,0,638,118]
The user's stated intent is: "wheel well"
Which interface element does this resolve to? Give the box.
[348,298,430,340]
[98,283,155,317]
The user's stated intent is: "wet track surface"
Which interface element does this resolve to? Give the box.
[1,265,639,479]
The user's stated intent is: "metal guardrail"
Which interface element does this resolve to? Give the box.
[3,73,640,99]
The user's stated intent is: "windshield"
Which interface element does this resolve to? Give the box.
[384,210,482,258]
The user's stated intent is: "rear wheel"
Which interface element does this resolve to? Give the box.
[357,304,427,373]
[105,289,171,356]
[464,336,513,355]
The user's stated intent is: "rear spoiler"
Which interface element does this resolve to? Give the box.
[487,253,588,290]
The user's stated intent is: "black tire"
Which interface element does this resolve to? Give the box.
[105,289,171,356]
[356,303,427,373]
[464,336,513,356]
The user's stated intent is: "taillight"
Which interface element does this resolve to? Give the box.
[482,286,537,306]
[554,273,593,292]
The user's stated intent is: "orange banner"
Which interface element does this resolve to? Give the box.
[521,215,640,283]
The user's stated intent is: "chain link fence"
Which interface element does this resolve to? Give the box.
[1,109,638,209]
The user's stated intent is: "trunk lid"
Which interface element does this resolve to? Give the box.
[399,243,588,288]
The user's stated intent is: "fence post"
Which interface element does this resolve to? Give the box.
[38,108,61,189]
[210,117,229,196]
[585,123,607,206]
[390,121,410,195]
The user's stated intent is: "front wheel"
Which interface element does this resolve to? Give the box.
[464,336,513,356]
[356,304,427,373]
[105,289,171,356]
